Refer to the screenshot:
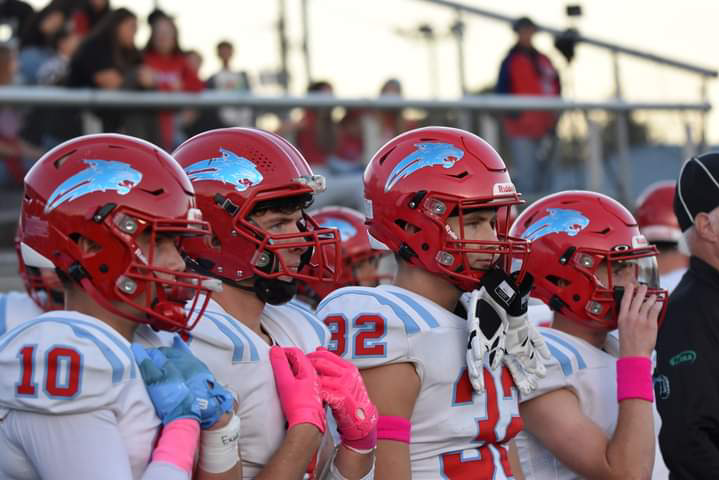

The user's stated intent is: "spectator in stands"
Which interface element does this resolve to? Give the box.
[142,11,203,149]
[0,44,42,186]
[291,81,364,210]
[37,26,79,85]
[185,49,202,77]
[0,0,34,42]
[496,16,561,195]
[207,39,252,127]
[18,2,66,84]
[69,0,109,37]
[67,7,153,133]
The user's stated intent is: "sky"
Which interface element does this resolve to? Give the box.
[25,0,719,144]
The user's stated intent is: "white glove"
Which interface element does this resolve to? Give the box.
[503,298,552,395]
[460,288,509,394]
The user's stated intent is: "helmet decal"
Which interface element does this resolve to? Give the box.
[320,217,357,241]
[184,147,263,192]
[46,159,143,213]
[384,142,464,192]
[522,208,590,241]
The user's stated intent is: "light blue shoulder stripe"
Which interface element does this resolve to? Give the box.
[284,302,327,346]
[319,288,420,335]
[383,290,440,329]
[200,311,246,363]
[288,298,315,314]
[0,316,131,383]
[544,339,574,377]
[541,331,587,370]
[0,293,7,336]
[204,310,259,362]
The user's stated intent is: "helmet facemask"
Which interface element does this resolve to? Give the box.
[553,243,668,329]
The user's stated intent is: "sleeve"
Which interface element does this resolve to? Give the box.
[519,331,572,402]
[0,319,137,414]
[316,288,414,370]
[656,304,719,478]
[2,409,189,480]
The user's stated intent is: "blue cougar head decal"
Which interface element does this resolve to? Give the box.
[184,148,263,192]
[45,159,143,213]
[521,208,590,241]
[320,218,357,242]
[384,142,464,192]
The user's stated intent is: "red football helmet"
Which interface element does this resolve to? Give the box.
[15,227,63,311]
[635,181,681,245]
[302,206,388,301]
[19,133,219,332]
[510,190,668,330]
[363,126,528,291]
[173,128,341,304]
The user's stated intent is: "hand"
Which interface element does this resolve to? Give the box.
[307,348,378,451]
[617,283,662,358]
[137,65,155,88]
[131,343,200,425]
[269,346,326,433]
[158,337,235,429]
[460,288,508,394]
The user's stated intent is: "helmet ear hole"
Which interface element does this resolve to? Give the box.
[546,274,569,288]
[394,219,421,234]
[70,233,102,254]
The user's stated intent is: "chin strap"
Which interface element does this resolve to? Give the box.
[253,277,297,305]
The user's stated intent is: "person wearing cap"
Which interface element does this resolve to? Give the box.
[635,180,688,293]
[496,16,561,196]
[655,152,719,478]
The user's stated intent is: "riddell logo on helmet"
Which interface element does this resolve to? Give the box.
[493,183,516,195]
[384,142,464,192]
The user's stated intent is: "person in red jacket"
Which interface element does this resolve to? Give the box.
[142,11,203,150]
[496,16,561,195]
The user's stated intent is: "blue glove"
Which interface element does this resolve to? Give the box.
[158,336,234,429]
[131,344,201,425]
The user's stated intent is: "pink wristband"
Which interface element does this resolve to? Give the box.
[152,418,200,473]
[377,415,411,444]
[616,356,653,403]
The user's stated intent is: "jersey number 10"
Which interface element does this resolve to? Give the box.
[16,345,82,398]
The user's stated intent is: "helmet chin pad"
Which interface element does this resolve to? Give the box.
[253,276,298,305]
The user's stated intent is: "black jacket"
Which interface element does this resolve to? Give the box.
[656,256,719,479]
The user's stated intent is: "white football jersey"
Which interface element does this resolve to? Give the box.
[0,311,162,479]
[528,297,554,328]
[317,285,523,480]
[515,328,668,479]
[0,291,44,336]
[175,297,328,479]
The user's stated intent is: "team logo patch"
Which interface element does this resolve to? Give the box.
[384,142,464,192]
[669,350,696,367]
[521,208,590,241]
[45,159,142,213]
[184,148,263,192]
[320,218,357,241]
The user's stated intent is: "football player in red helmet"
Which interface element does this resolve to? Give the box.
[295,206,391,308]
[510,190,669,479]
[173,128,377,479]
[635,180,688,292]
[1,134,235,480]
[316,126,543,479]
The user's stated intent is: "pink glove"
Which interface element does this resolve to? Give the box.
[269,346,326,433]
[307,348,378,452]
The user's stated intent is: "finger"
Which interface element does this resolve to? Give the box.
[638,294,657,320]
[617,282,635,321]
[146,348,170,369]
[629,284,648,318]
[269,346,294,380]
[648,299,664,324]
[131,343,151,364]
[136,356,164,383]
[310,356,345,378]
[173,335,192,354]
[284,347,312,379]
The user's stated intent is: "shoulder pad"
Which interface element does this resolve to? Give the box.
[0,314,138,414]
[265,301,329,351]
[188,307,261,364]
